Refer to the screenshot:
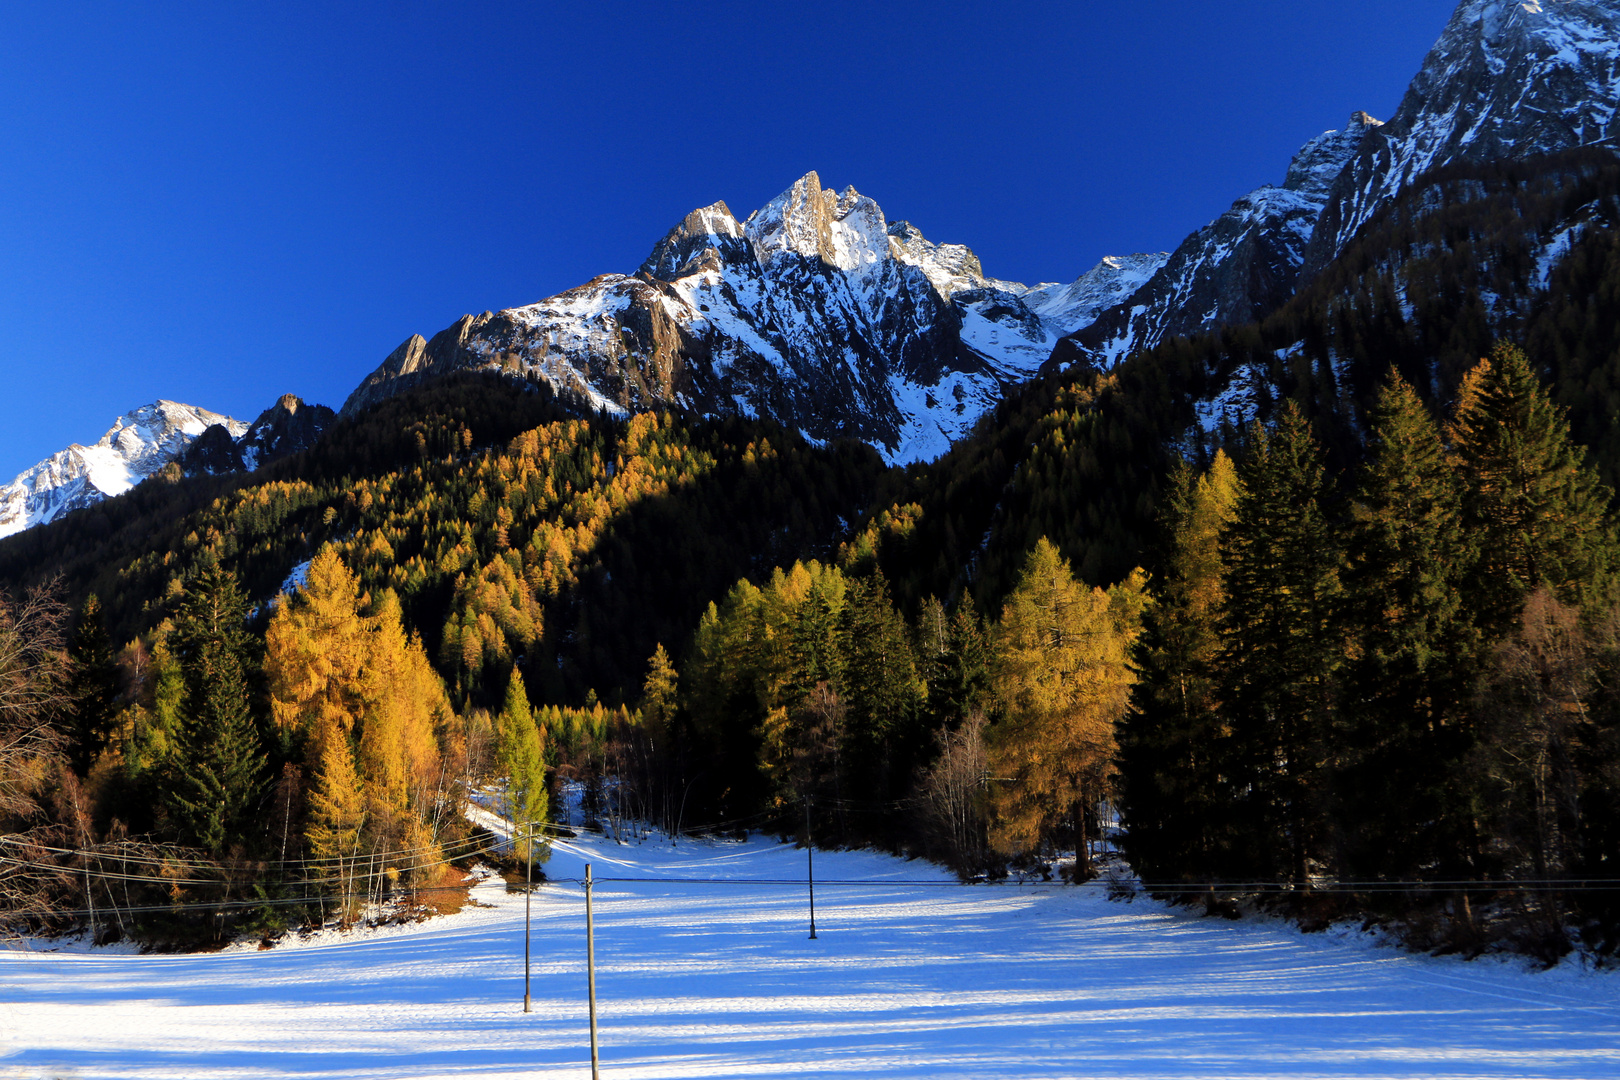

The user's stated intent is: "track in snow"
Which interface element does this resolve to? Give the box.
[2,830,1618,1079]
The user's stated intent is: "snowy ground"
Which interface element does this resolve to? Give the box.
[3,829,1618,1080]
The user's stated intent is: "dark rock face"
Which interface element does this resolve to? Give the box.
[1051,113,1383,370]
[337,172,1133,464]
[179,394,334,475]
[238,394,335,467]
[178,423,243,476]
[1304,0,1620,278]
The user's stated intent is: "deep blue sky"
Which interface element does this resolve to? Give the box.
[0,0,1460,477]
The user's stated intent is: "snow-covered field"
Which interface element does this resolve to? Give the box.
[3,830,1618,1080]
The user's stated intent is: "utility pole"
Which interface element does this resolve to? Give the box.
[523,823,533,1014]
[585,862,600,1080]
[806,797,817,940]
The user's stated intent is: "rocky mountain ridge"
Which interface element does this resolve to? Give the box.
[1056,0,1620,370]
[1305,0,1620,277]
[1053,112,1386,370]
[0,395,333,539]
[0,402,247,539]
[342,172,1167,465]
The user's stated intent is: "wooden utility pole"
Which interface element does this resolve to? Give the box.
[523,824,533,1013]
[806,797,817,940]
[585,862,600,1079]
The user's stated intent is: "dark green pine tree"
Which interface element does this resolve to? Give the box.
[789,573,845,700]
[838,570,923,805]
[1218,403,1345,885]
[913,595,951,727]
[1453,341,1618,629]
[937,594,992,724]
[1339,371,1478,882]
[65,594,121,776]
[1119,451,1240,887]
[164,558,267,855]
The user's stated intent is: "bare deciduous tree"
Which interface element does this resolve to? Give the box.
[0,583,73,933]
[920,710,990,879]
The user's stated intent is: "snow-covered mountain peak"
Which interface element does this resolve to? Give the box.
[639,201,746,281]
[1304,0,1620,273]
[1284,112,1384,196]
[741,172,894,273]
[344,170,1111,464]
[1024,253,1170,330]
[885,220,993,298]
[0,400,247,539]
[743,171,832,265]
[828,185,891,272]
[96,401,248,478]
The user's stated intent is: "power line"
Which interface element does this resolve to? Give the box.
[15,828,1620,897]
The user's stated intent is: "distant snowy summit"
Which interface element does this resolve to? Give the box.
[342,171,1166,465]
[0,402,246,539]
[0,395,334,539]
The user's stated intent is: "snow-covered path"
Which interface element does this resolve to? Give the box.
[2,831,1618,1079]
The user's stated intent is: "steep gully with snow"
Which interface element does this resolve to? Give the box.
[4,0,1618,538]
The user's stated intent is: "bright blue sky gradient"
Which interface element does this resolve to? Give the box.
[0,1,1458,476]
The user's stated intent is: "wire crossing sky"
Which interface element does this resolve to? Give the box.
[0,1,1457,478]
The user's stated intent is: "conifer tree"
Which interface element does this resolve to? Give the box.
[790,573,846,698]
[839,570,923,802]
[639,643,681,834]
[641,644,678,734]
[1119,451,1240,885]
[266,547,369,759]
[914,596,951,725]
[1452,342,1617,628]
[1340,371,1475,880]
[496,668,547,863]
[940,595,992,722]
[128,640,183,781]
[65,595,120,776]
[359,589,446,847]
[1218,404,1343,884]
[987,538,1144,873]
[305,719,367,922]
[164,558,266,855]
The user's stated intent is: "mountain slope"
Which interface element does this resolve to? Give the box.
[0,402,247,539]
[1305,0,1620,277]
[342,172,1165,465]
[1055,113,1386,369]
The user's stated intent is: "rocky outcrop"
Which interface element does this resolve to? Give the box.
[1051,112,1384,370]
[181,394,335,475]
[238,394,335,468]
[339,171,1160,464]
[1304,0,1620,277]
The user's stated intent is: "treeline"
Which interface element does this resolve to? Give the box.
[598,539,1146,880]
[1122,344,1620,961]
[0,548,495,944]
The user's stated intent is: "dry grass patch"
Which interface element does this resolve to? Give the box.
[406,862,476,916]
